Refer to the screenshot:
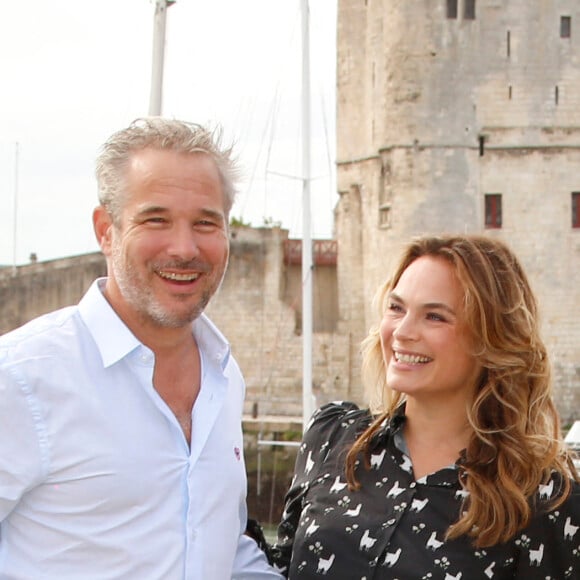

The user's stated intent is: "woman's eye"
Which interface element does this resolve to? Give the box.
[427,312,445,322]
[388,302,403,313]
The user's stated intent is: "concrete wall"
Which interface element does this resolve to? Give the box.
[0,254,106,335]
[205,227,352,417]
[336,0,580,423]
[0,227,352,418]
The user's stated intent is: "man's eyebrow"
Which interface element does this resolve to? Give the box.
[134,205,168,217]
[133,206,225,222]
[197,208,226,222]
[388,291,457,316]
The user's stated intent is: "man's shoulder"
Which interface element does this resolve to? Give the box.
[0,305,80,357]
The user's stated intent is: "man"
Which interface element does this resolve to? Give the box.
[0,118,282,579]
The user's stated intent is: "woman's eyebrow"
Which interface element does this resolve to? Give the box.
[389,291,457,316]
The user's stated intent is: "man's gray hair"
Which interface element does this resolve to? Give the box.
[95,117,239,223]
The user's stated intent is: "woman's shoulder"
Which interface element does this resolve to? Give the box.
[303,401,372,444]
[520,476,580,568]
[309,400,370,424]
[532,473,580,520]
[564,477,580,505]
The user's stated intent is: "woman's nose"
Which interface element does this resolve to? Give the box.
[392,313,419,341]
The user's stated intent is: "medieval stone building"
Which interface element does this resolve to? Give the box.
[334,0,580,422]
[2,0,579,425]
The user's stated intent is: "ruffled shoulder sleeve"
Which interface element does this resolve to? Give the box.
[270,401,368,576]
[305,399,362,434]
[300,401,368,465]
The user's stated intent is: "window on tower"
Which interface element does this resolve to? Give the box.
[464,0,476,20]
[561,16,571,38]
[572,192,580,228]
[379,203,392,229]
[446,0,458,19]
[485,194,502,229]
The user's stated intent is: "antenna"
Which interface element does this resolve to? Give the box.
[12,142,19,276]
[149,0,176,116]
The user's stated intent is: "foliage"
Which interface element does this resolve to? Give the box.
[229,215,251,227]
[262,216,283,228]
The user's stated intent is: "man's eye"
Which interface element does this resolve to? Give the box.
[196,220,220,229]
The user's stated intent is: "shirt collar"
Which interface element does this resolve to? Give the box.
[78,279,141,367]
[371,403,462,483]
[368,403,407,449]
[78,278,231,370]
[192,311,231,371]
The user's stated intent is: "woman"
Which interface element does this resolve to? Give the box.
[272,235,580,579]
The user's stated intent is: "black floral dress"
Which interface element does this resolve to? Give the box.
[272,402,580,579]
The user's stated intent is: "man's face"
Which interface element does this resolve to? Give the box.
[95,148,229,331]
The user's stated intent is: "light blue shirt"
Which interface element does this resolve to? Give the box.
[0,279,282,579]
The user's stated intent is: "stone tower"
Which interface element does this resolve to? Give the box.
[335,0,580,421]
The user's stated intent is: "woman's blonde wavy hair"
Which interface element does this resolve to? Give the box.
[345,234,579,548]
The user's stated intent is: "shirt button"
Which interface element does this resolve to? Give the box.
[409,482,416,488]
[386,518,396,526]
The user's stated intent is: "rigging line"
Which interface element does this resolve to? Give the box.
[319,90,337,210]
[261,89,286,224]
[266,169,327,181]
[239,1,303,224]
[263,85,284,183]
[230,95,255,145]
[237,85,282,219]
[263,0,303,229]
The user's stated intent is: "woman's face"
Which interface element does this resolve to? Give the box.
[380,255,481,404]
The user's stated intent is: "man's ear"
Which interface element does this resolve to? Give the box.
[93,206,114,256]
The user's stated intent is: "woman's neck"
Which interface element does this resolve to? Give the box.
[403,398,472,479]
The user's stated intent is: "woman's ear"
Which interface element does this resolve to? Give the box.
[93,206,114,256]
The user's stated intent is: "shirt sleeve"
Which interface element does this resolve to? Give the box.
[269,401,361,576]
[231,533,285,579]
[0,364,46,522]
[513,479,580,578]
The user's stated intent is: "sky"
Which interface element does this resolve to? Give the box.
[0,0,337,266]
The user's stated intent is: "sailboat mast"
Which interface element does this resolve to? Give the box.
[301,0,314,430]
[149,0,175,116]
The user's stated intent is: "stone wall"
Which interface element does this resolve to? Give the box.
[335,0,580,423]
[0,227,353,419]
[205,226,353,417]
[0,253,106,335]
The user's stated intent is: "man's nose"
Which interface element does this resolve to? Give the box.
[167,223,201,260]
